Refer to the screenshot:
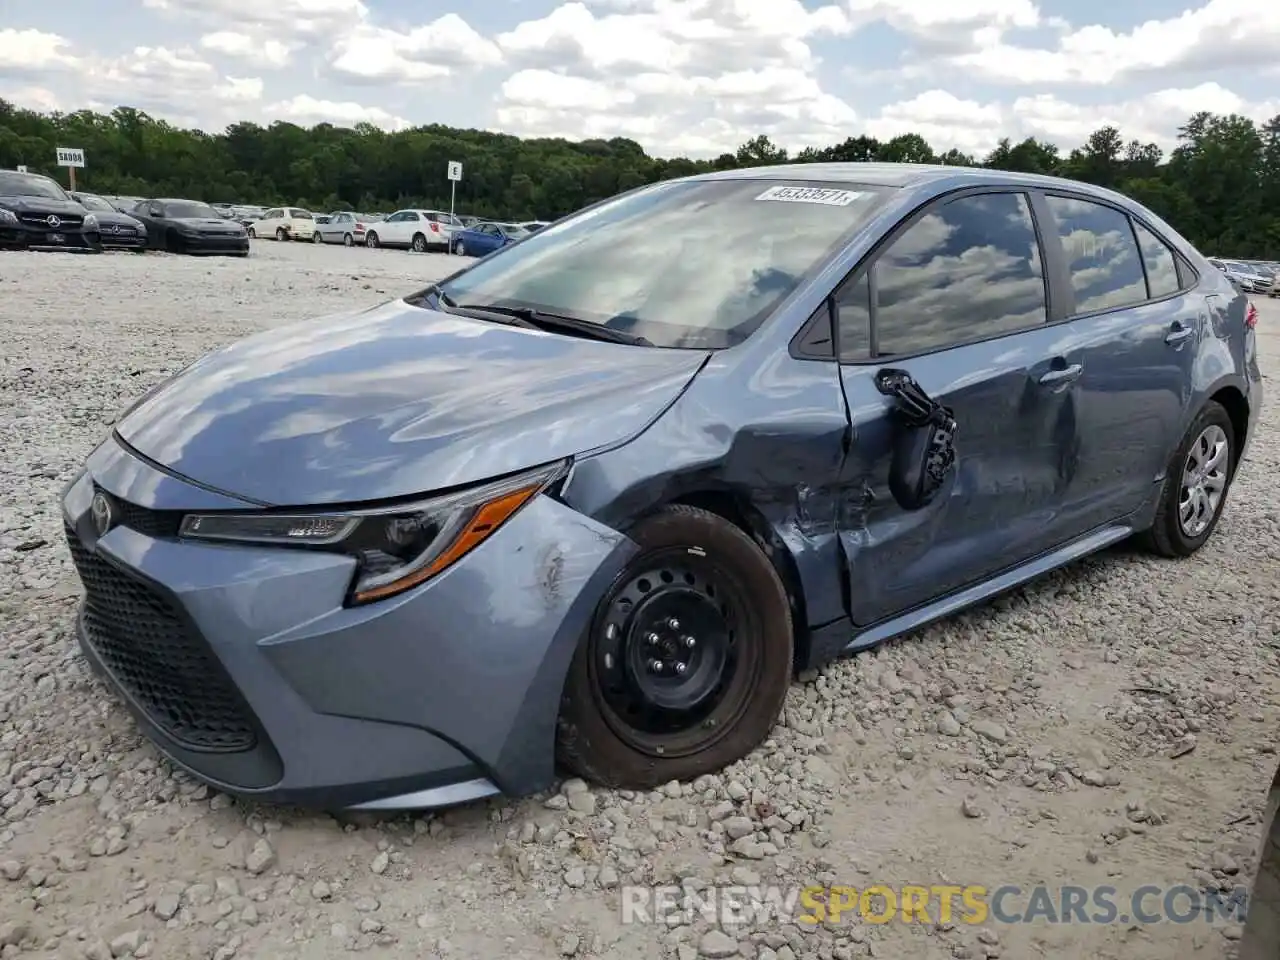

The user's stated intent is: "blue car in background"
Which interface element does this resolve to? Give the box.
[451,220,529,257]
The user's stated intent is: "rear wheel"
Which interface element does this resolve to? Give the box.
[343,233,354,247]
[246,227,256,238]
[1140,400,1236,557]
[365,232,379,249]
[556,505,793,788]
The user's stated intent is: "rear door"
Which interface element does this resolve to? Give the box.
[1034,193,1201,529]
[834,189,1092,625]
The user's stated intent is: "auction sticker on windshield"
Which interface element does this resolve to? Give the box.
[755,186,864,206]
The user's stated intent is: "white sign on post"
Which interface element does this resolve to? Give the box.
[446,161,462,230]
[56,147,85,168]
[16,164,27,173]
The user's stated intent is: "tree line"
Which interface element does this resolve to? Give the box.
[1,99,1277,259]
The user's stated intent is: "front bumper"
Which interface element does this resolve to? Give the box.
[61,439,634,809]
[186,235,250,255]
[95,228,147,249]
[0,224,96,251]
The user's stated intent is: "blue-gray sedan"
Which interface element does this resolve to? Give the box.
[61,162,1262,811]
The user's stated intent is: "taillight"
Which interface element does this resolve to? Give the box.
[1245,302,1257,329]
[429,222,439,233]
[354,222,364,230]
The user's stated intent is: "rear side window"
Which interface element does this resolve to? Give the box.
[871,192,1047,357]
[1132,220,1180,298]
[1045,196,1147,314]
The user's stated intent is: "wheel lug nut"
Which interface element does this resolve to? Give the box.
[674,662,687,675]
[648,659,663,673]
[667,618,681,630]
[646,632,660,644]
[683,635,696,648]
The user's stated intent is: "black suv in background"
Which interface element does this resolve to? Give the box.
[0,169,99,252]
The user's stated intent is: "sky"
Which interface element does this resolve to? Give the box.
[0,0,1277,161]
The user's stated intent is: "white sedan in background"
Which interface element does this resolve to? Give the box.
[362,209,460,252]
[248,207,316,241]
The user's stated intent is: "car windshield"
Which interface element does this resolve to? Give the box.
[0,171,68,200]
[78,194,115,212]
[435,178,891,349]
[163,200,219,219]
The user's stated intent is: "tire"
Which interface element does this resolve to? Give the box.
[411,233,427,253]
[556,504,793,789]
[343,233,354,247]
[1140,400,1236,558]
[453,239,465,256]
[312,231,323,244]
[365,232,379,249]
[247,228,255,239]
[164,230,184,255]
[275,227,288,242]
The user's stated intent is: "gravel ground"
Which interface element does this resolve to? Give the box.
[1,240,1279,960]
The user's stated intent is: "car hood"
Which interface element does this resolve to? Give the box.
[172,217,242,230]
[93,211,143,228]
[0,195,85,214]
[114,298,710,506]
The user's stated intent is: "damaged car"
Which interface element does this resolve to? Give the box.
[61,163,1262,811]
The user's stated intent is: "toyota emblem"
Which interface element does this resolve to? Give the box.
[90,492,114,536]
[46,215,61,228]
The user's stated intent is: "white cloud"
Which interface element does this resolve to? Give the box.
[951,0,1280,84]
[326,14,501,84]
[265,94,410,130]
[141,0,366,39]
[0,28,80,74]
[199,32,294,68]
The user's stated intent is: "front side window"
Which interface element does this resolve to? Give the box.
[404,212,420,222]
[435,178,892,349]
[1132,220,1180,298]
[872,192,1047,357]
[1045,195,1147,314]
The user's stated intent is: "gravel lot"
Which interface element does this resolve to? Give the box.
[2,240,1278,960]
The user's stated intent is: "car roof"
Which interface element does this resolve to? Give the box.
[685,161,1145,207]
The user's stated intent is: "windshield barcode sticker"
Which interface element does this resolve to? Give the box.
[755,186,864,206]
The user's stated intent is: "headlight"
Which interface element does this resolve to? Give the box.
[83,213,99,230]
[0,209,18,225]
[179,460,568,605]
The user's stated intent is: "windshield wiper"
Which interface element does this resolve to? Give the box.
[455,304,652,346]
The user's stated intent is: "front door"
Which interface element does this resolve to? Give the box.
[834,190,1088,625]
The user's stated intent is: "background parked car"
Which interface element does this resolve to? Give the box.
[232,205,265,227]
[70,191,147,250]
[0,168,98,252]
[451,220,530,257]
[313,211,370,246]
[130,198,250,256]
[516,220,551,233]
[249,207,316,241]
[105,195,145,214]
[362,208,460,251]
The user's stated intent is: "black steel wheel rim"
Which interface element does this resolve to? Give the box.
[588,547,759,758]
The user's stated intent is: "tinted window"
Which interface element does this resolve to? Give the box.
[1133,220,1179,297]
[873,192,1046,356]
[0,171,68,200]
[835,272,870,360]
[404,212,420,221]
[164,201,219,219]
[436,178,891,350]
[1045,196,1147,313]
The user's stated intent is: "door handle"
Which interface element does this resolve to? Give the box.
[1038,363,1083,386]
[1165,324,1196,345]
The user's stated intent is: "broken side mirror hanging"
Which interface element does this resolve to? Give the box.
[874,368,958,511]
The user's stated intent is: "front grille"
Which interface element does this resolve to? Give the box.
[19,213,83,228]
[65,524,257,753]
[96,487,184,538]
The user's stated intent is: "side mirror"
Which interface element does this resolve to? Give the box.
[875,368,958,511]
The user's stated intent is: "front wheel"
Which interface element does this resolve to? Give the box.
[1140,400,1236,557]
[365,232,379,249]
[246,228,256,238]
[556,505,793,789]
[453,239,465,256]
[275,227,288,242]
[411,233,427,253]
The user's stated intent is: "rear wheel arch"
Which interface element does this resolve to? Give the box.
[1208,384,1249,468]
